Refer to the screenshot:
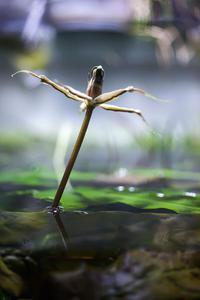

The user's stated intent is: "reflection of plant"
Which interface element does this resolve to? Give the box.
[12,66,155,211]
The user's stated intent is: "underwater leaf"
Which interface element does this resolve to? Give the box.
[0,260,23,296]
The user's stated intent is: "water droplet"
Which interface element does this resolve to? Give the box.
[185,192,196,197]
[116,186,125,192]
[157,193,165,198]
[128,186,135,192]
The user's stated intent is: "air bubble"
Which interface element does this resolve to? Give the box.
[185,192,196,197]
[157,193,165,198]
[116,186,125,192]
[128,186,135,192]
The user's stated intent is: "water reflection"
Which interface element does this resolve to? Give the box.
[53,212,69,251]
[0,208,200,298]
[1,208,199,254]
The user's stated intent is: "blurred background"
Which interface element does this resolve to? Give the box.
[0,0,200,175]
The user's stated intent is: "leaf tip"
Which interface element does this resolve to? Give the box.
[11,70,30,78]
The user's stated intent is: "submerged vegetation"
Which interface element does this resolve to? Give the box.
[1,130,200,214]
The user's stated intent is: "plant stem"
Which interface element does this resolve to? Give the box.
[52,106,94,208]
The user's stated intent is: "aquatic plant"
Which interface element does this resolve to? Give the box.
[12,66,158,211]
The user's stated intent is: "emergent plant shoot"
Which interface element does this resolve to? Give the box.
[12,66,160,211]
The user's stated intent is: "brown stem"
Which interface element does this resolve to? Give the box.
[52,106,94,208]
